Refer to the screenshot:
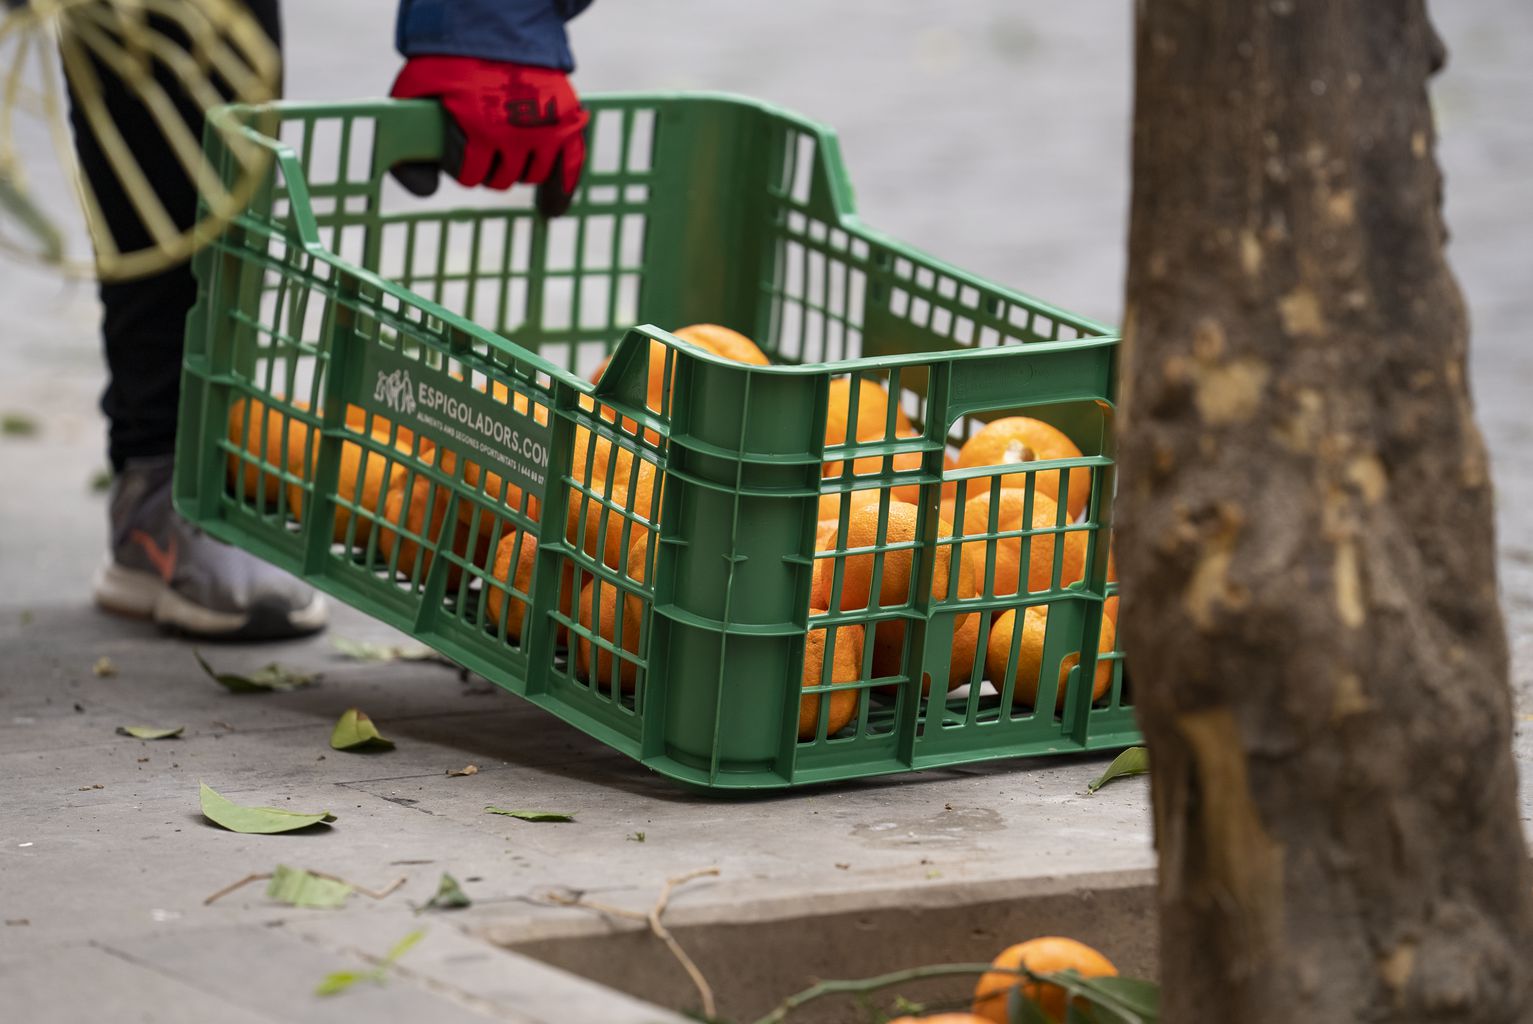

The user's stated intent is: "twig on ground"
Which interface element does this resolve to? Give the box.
[204,870,407,906]
[203,872,271,905]
[309,871,407,901]
[543,866,721,1020]
[749,962,1032,1024]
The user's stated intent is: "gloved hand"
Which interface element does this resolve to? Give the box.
[389,56,588,216]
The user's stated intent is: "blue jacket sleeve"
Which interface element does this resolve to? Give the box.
[396,1,595,71]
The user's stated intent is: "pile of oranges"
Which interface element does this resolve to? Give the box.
[227,324,1117,739]
[815,399,1118,715]
[888,935,1120,1024]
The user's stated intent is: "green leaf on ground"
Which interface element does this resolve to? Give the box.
[329,708,394,752]
[332,637,441,663]
[627,831,645,843]
[314,970,371,997]
[89,468,112,492]
[484,807,573,823]
[116,725,183,740]
[1,412,38,437]
[1086,747,1149,794]
[384,928,426,963]
[199,782,335,834]
[195,650,316,693]
[266,865,352,908]
[420,873,470,912]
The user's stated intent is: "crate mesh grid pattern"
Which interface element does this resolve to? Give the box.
[178,94,1135,789]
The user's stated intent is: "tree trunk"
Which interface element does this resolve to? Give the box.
[1116,2,1533,1021]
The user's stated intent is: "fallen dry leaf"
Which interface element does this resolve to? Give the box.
[92,657,117,677]
[199,782,334,834]
[116,725,183,740]
[485,807,573,823]
[446,765,478,777]
[419,873,471,911]
[195,651,315,693]
[266,865,352,909]
[314,928,424,997]
[329,708,394,752]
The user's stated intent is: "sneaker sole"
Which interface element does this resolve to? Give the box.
[92,560,328,640]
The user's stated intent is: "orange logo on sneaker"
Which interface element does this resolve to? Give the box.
[128,529,178,583]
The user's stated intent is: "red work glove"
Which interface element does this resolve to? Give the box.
[390,57,589,216]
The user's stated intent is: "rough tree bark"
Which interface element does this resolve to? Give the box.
[1115,2,1533,1021]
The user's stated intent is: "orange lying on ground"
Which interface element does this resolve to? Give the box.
[972,936,1118,1024]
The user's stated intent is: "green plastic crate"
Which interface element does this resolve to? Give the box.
[175,93,1137,790]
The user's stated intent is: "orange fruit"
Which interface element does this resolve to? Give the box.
[575,536,651,693]
[589,323,769,417]
[674,323,771,366]
[484,530,538,641]
[823,429,938,505]
[342,403,413,446]
[482,529,578,643]
[226,397,311,506]
[814,502,971,683]
[983,607,1117,710]
[955,490,1087,598]
[817,485,889,524]
[811,522,843,606]
[566,445,660,570]
[799,617,864,740]
[972,937,1118,1024]
[375,472,467,587]
[955,417,1090,521]
[1104,542,1120,624]
[948,611,983,691]
[824,378,913,447]
[287,425,419,547]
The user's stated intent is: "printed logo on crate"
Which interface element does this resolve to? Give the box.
[373,368,419,416]
[358,343,552,495]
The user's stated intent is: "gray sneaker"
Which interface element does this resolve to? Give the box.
[92,456,328,640]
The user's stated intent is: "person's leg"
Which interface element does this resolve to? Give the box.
[70,0,282,469]
[69,0,325,640]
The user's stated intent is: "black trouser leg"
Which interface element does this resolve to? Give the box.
[66,1,282,471]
